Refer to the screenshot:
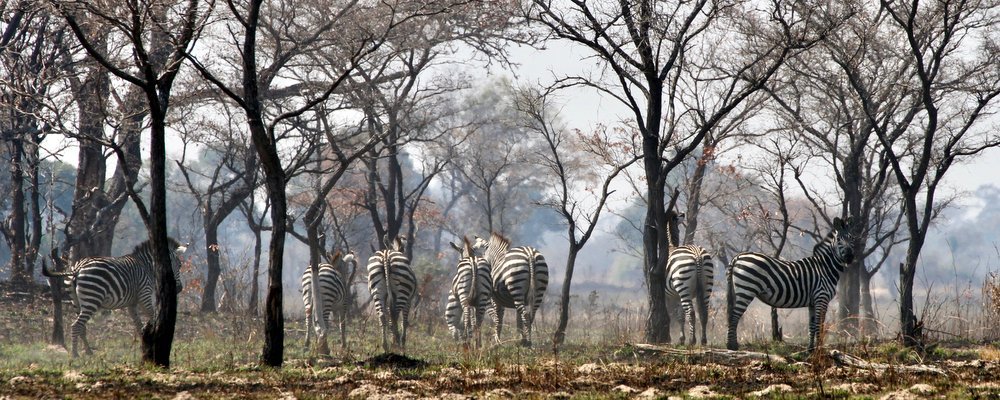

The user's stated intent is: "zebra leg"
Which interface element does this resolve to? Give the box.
[515,305,530,347]
[379,309,390,353]
[401,306,410,352]
[128,305,144,336]
[697,285,711,346]
[304,305,314,351]
[808,299,830,352]
[70,309,95,357]
[339,305,348,350]
[680,298,695,345]
[726,293,755,351]
[491,300,504,344]
[317,311,331,356]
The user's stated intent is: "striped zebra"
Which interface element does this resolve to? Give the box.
[302,251,356,353]
[666,245,714,345]
[473,232,548,347]
[366,235,416,353]
[42,238,188,357]
[445,236,492,347]
[726,217,854,351]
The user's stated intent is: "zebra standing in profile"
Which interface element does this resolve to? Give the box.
[726,217,854,351]
[666,245,714,345]
[473,232,548,347]
[42,238,188,357]
[302,251,356,353]
[445,236,492,347]
[366,235,416,353]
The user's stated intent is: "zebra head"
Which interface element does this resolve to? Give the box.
[817,217,854,266]
[472,236,488,253]
[168,238,188,293]
[449,236,475,259]
[382,235,405,252]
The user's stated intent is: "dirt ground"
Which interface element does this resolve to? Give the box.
[1,281,999,399]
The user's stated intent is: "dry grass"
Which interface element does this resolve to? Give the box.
[1,283,999,399]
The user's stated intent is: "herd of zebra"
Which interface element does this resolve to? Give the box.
[39,217,854,358]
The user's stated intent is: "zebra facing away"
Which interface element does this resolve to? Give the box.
[473,232,548,347]
[366,235,417,353]
[666,245,714,345]
[726,217,854,352]
[302,251,356,354]
[445,236,492,347]
[42,238,188,358]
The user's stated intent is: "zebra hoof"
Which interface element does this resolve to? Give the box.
[726,342,738,351]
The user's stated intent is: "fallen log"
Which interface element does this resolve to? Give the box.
[630,344,788,365]
[829,350,946,376]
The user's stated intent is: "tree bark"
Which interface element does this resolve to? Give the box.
[553,244,579,346]
[200,220,222,312]
[8,137,28,283]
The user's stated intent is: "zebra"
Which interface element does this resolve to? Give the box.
[445,236,492,347]
[42,238,188,357]
[726,217,854,351]
[666,245,714,345]
[366,235,417,353]
[302,251,356,354]
[473,232,548,347]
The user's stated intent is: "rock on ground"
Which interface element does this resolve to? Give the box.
[688,385,720,398]
[750,384,792,397]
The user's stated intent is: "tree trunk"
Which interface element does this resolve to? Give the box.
[27,136,43,273]
[248,222,262,316]
[860,267,876,337]
[67,49,110,260]
[771,307,782,342]
[200,220,221,312]
[8,138,28,283]
[553,244,580,347]
[140,103,178,368]
[48,265,65,346]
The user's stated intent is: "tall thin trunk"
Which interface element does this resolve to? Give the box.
[553,244,580,346]
[860,266,876,337]
[141,105,178,368]
[248,222,262,316]
[9,138,28,282]
[201,220,221,312]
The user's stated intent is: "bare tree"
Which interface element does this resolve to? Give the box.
[514,85,639,348]
[527,0,845,342]
[172,100,259,313]
[849,0,1000,347]
[52,0,209,367]
[0,1,61,283]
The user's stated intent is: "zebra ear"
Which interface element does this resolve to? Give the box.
[449,241,461,253]
[833,217,844,230]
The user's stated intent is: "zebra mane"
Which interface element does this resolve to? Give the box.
[128,237,181,256]
[490,231,510,250]
[461,236,474,259]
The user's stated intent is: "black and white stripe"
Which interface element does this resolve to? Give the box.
[473,232,548,347]
[726,217,854,351]
[42,238,187,357]
[302,252,355,352]
[446,237,492,346]
[666,245,714,345]
[366,236,416,352]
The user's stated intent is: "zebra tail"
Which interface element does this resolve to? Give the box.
[694,252,709,321]
[383,256,396,330]
[726,255,736,327]
[41,261,74,277]
[527,252,537,320]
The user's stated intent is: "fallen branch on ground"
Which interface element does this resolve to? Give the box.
[630,344,788,365]
[829,350,946,376]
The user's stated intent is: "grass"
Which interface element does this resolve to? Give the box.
[1,293,999,399]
